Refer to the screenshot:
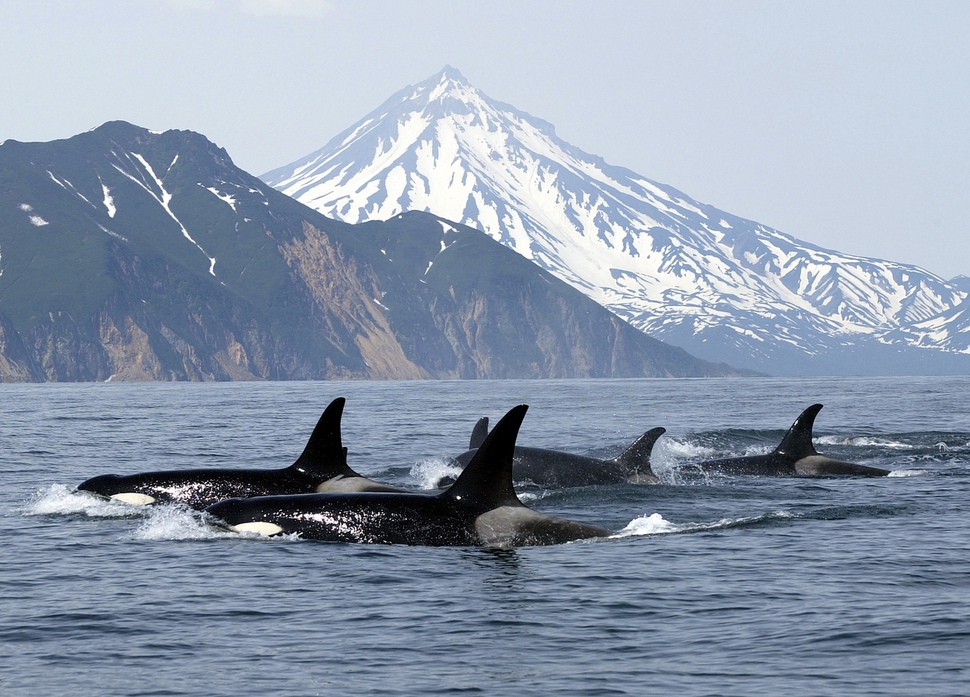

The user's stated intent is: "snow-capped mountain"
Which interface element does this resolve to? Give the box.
[263,67,969,375]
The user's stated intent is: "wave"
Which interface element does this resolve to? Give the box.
[409,457,461,489]
[652,438,772,484]
[654,438,719,460]
[659,436,773,460]
[22,484,145,518]
[816,435,915,450]
[612,510,797,538]
[24,485,243,541]
[407,458,550,500]
[130,505,235,541]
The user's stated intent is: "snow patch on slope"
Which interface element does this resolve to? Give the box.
[111,151,218,276]
[99,176,117,218]
[19,203,49,227]
[201,184,238,211]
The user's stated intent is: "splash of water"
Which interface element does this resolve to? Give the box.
[409,457,462,489]
[817,435,914,450]
[131,505,232,541]
[613,510,797,538]
[613,512,678,536]
[23,484,144,518]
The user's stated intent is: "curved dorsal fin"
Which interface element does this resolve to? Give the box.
[611,427,666,475]
[469,417,489,449]
[443,405,527,510]
[288,397,360,480]
[773,404,823,460]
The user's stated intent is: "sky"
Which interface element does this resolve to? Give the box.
[2,0,968,280]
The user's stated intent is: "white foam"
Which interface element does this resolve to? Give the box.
[648,438,713,482]
[888,469,929,477]
[613,512,678,536]
[24,484,143,518]
[409,457,463,489]
[613,510,797,538]
[657,437,718,459]
[130,505,227,540]
[663,466,731,486]
[817,435,913,450]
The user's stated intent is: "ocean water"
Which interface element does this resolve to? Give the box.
[2,376,969,696]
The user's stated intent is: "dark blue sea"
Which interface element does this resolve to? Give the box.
[2,377,969,696]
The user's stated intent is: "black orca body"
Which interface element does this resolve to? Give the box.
[77,398,404,509]
[692,404,890,477]
[435,417,666,488]
[206,405,613,547]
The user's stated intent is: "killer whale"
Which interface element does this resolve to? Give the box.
[434,417,666,488]
[205,405,614,547]
[690,404,890,477]
[77,397,405,509]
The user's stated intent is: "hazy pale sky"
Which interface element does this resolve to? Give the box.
[2,0,967,279]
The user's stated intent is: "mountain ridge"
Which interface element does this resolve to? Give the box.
[263,67,970,375]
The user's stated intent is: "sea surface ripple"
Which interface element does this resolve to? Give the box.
[1,376,969,696]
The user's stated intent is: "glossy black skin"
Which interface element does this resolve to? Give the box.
[207,492,609,547]
[77,397,404,510]
[448,444,659,487]
[206,405,614,548]
[436,419,665,488]
[691,404,890,477]
[209,492,485,545]
[78,468,328,510]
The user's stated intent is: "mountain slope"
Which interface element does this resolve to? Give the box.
[0,121,742,381]
[1,121,367,380]
[263,67,970,375]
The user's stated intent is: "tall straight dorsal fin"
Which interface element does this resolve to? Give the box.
[443,405,527,510]
[611,427,666,475]
[774,404,823,460]
[469,417,489,449]
[289,397,360,479]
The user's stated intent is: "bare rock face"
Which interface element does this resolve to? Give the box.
[0,122,750,382]
[0,311,36,382]
[347,212,740,379]
[280,223,428,380]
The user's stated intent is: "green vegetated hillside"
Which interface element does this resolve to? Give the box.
[0,122,750,381]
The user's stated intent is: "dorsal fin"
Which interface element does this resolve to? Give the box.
[773,404,823,460]
[288,397,360,480]
[469,417,489,449]
[611,427,666,475]
[442,405,527,510]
